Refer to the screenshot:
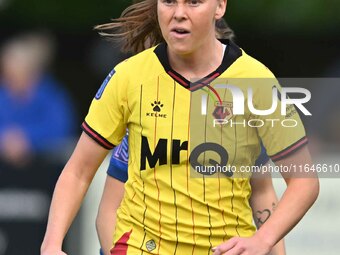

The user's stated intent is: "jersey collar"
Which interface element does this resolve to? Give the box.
[153,39,242,91]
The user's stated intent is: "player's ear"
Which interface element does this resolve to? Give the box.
[215,0,227,20]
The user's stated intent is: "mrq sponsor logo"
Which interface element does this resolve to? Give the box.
[201,83,311,128]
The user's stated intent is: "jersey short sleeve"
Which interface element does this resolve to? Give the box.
[82,67,128,149]
[107,134,128,182]
[254,79,308,162]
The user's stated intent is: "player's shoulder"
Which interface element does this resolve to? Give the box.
[240,50,275,78]
[227,41,275,79]
[114,46,159,75]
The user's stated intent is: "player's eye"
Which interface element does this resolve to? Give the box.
[188,0,201,7]
[161,0,176,6]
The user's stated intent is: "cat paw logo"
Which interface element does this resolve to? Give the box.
[146,100,167,118]
[145,239,156,252]
[151,101,163,112]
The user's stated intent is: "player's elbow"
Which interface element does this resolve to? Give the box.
[309,177,320,204]
[294,177,320,208]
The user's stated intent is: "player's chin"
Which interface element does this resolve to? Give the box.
[168,41,195,56]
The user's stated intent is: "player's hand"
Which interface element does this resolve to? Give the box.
[212,235,272,255]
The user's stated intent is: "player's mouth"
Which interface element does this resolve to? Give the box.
[170,28,190,38]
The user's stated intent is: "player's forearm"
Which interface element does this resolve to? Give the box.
[250,183,278,230]
[251,201,286,254]
[41,170,92,252]
[251,198,286,255]
[41,132,109,253]
[255,177,319,249]
[96,177,125,255]
[250,180,286,255]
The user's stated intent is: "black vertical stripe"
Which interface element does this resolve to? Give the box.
[187,93,197,255]
[207,205,213,255]
[219,86,229,241]
[231,179,235,213]
[229,116,240,237]
[235,216,241,237]
[220,86,230,240]
[170,81,179,255]
[154,76,162,254]
[139,84,147,254]
[203,93,213,255]
[230,116,238,166]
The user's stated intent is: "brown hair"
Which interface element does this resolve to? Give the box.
[95,0,234,54]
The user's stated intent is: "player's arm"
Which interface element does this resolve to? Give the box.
[96,176,125,255]
[256,146,319,250]
[96,134,128,255]
[41,132,110,255]
[250,166,286,255]
[213,146,319,255]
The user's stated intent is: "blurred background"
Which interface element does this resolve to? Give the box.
[0,0,339,254]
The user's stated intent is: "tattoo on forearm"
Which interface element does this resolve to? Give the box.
[255,202,277,228]
[272,202,277,211]
[255,209,271,227]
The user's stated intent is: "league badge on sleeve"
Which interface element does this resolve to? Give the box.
[95,69,115,100]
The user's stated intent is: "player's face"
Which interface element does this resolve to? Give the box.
[157,0,226,55]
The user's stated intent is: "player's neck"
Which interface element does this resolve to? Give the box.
[167,39,223,81]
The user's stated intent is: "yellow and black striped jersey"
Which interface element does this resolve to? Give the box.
[83,40,307,255]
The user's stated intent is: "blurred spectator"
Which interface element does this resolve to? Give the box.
[0,31,76,255]
[0,31,76,168]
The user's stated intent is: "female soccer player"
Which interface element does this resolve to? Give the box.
[41,0,319,254]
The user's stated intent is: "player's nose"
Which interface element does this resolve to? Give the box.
[173,3,188,21]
